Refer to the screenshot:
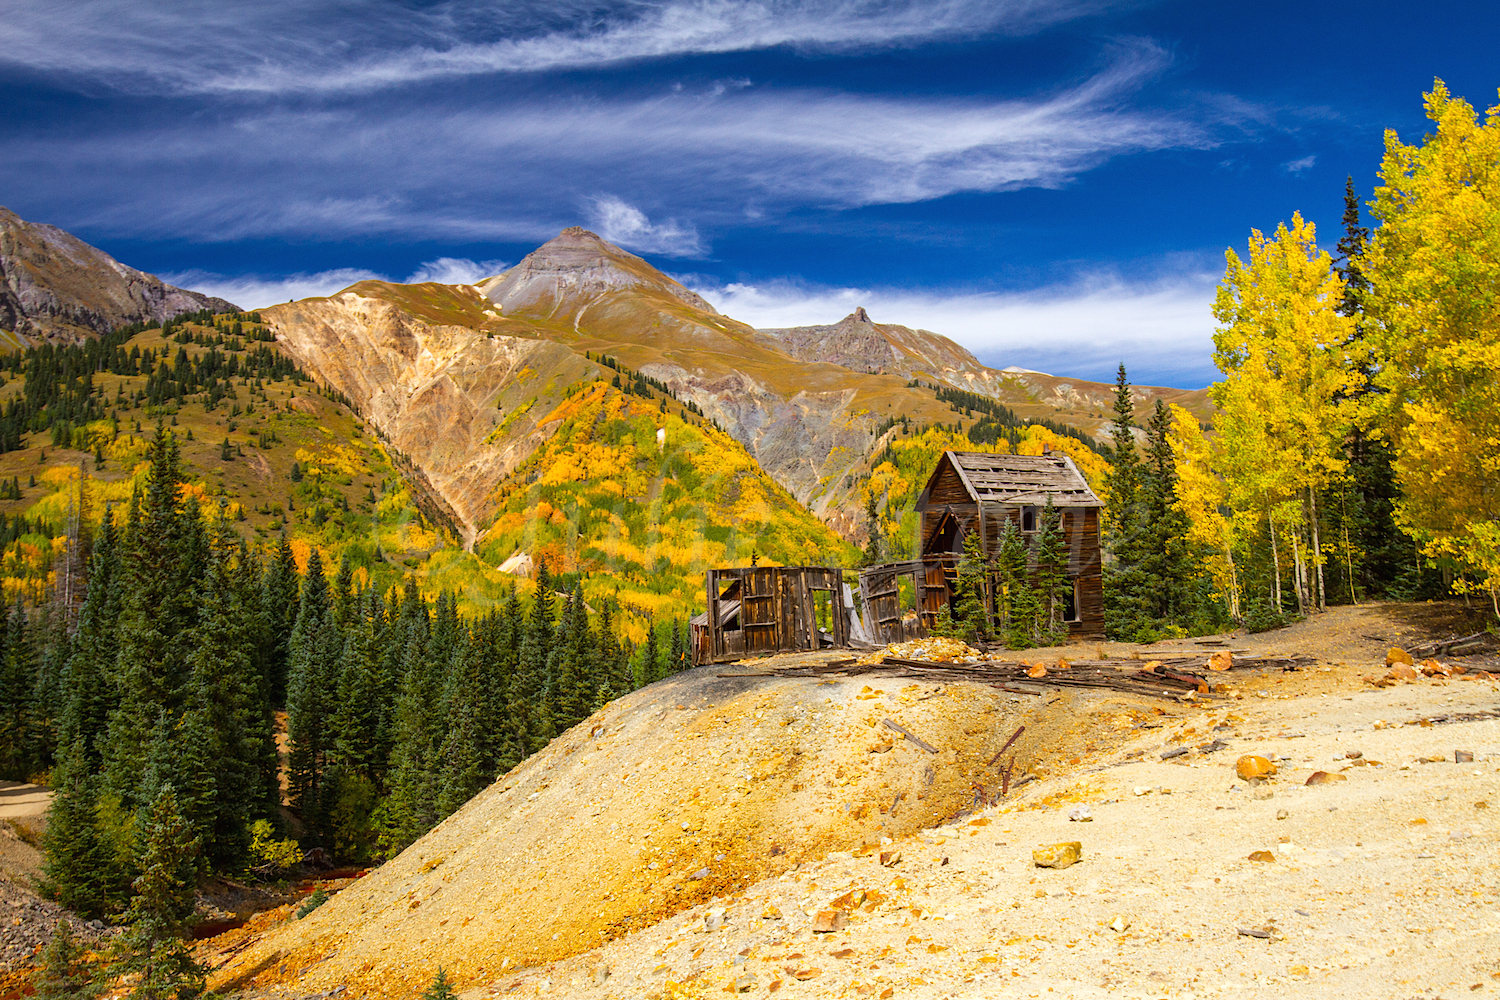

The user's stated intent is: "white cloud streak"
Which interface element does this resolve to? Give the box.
[588,196,706,257]
[163,257,510,310]
[693,271,1222,386]
[5,42,1214,245]
[0,0,1111,95]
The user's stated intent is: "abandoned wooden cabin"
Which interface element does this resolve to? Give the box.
[691,566,851,664]
[914,449,1104,637]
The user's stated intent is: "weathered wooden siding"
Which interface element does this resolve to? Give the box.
[700,566,848,663]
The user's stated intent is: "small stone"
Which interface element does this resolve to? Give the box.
[1305,771,1347,786]
[1386,647,1415,667]
[1068,805,1092,822]
[1290,964,1309,977]
[705,907,727,930]
[732,974,756,992]
[761,904,783,920]
[1388,663,1419,682]
[788,968,821,981]
[1247,850,1276,862]
[1160,747,1189,760]
[1253,787,1274,800]
[1237,926,1271,939]
[1236,755,1277,781]
[1032,842,1083,869]
[1027,664,1048,678]
[1133,785,1152,796]
[878,850,902,867]
[1109,915,1130,933]
[690,868,711,880]
[1276,809,1289,820]
[812,910,845,933]
[1208,650,1233,671]
[1346,750,1362,759]
[1456,750,1475,763]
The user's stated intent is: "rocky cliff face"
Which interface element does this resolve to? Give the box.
[758,306,985,378]
[265,282,590,545]
[0,207,238,343]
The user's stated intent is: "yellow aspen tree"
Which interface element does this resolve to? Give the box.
[1210,213,1362,614]
[1365,81,1500,612]
[1166,405,1240,619]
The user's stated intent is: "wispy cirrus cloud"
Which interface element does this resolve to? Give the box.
[164,257,511,309]
[0,0,1114,96]
[4,40,1215,250]
[692,269,1222,387]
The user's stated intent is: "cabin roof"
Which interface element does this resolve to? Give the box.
[933,451,1101,507]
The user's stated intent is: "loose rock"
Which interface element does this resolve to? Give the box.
[1236,755,1277,781]
[812,910,845,933]
[1386,647,1415,667]
[1068,806,1092,823]
[1247,850,1276,862]
[1456,750,1474,764]
[1305,771,1347,786]
[1032,842,1083,869]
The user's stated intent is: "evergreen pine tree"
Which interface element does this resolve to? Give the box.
[667,619,685,675]
[637,616,660,687]
[261,534,300,705]
[39,743,123,919]
[436,631,486,818]
[0,602,34,780]
[1032,498,1069,640]
[1101,365,1151,636]
[31,919,100,1000]
[516,566,556,753]
[286,548,339,843]
[108,787,208,1000]
[103,430,205,813]
[422,967,459,1000]
[62,509,122,764]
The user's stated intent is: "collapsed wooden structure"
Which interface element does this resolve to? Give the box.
[692,450,1106,663]
[691,566,850,664]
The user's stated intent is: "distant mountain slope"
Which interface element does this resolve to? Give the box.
[265,228,1210,552]
[0,207,238,345]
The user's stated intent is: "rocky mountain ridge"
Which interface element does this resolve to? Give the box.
[0,206,237,345]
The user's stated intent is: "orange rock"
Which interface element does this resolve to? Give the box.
[1027,664,1048,678]
[1420,659,1452,677]
[1305,770,1347,786]
[1386,647,1414,667]
[1235,755,1277,781]
[1388,663,1418,682]
[1247,850,1276,862]
[1054,658,1071,671]
[812,910,845,933]
[1208,651,1233,672]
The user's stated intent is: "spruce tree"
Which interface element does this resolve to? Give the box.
[0,602,34,780]
[286,547,338,843]
[31,919,100,1000]
[1033,497,1069,639]
[182,512,268,868]
[109,786,208,1000]
[39,743,123,919]
[1101,365,1151,636]
[636,616,661,687]
[436,631,485,819]
[260,534,300,705]
[103,430,205,813]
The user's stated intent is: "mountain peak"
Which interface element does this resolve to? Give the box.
[849,306,872,324]
[477,228,716,315]
[0,206,238,343]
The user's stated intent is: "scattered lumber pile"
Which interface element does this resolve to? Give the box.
[724,650,1318,700]
[1406,631,1499,659]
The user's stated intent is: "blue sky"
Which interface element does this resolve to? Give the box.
[2,1,1496,387]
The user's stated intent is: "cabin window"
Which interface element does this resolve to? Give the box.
[1062,578,1081,623]
[1021,506,1037,533]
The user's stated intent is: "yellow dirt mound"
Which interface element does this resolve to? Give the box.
[213,662,1057,998]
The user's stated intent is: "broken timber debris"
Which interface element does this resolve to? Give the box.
[734,652,1316,701]
[880,718,939,754]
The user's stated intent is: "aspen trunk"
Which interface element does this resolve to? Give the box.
[1291,529,1307,617]
[1268,507,1282,613]
[1308,487,1325,613]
